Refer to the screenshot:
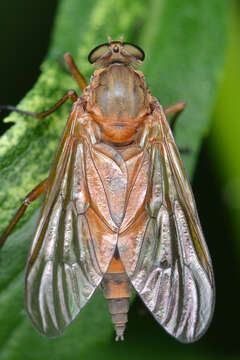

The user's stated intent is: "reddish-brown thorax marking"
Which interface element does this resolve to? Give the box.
[86,64,151,144]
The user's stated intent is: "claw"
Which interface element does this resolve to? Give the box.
[114,324,126,341]
[115,334,124,341]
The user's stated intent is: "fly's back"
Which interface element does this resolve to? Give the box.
[85,39,151,144]
[92,64,148,123]
[83,38,151,339]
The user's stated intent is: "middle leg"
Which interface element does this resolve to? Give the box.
[164,101,186,133]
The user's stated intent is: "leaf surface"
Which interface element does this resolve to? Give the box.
[0,0,227,358]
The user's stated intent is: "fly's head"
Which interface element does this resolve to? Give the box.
[88,37,145,68]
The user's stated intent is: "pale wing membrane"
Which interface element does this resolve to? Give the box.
[25,103,106,337]
[120,103,214,343]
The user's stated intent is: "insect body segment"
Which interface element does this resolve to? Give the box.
[0,39,215,343]
[87,63,151,144]
[102,256,132,341]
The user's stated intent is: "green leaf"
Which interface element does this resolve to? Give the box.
[209,1,240,254]
[0,0,228,359]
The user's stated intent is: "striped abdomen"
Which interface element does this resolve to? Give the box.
[101,253,132,341]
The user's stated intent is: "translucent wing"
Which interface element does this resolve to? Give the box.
[25,100,116,337]
[118,99,215,343]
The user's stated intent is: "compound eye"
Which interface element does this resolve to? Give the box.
[122,43,145,61]
[88,43,109,64]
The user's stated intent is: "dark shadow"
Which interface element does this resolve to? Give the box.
[192,137,240,356]
[0,0,59,135]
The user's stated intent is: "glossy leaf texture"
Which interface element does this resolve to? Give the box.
[0,0,228,359]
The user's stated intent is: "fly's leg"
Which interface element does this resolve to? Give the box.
[0,55,85,118]
[0,90,78,120]
[64,53,88,91]
[164,101,186,133]
[0,90,78,245]
[164,101,190,154]
[0,91,78,247]
[0,179,47,248]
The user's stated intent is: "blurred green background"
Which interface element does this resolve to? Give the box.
[0,0,239,359]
